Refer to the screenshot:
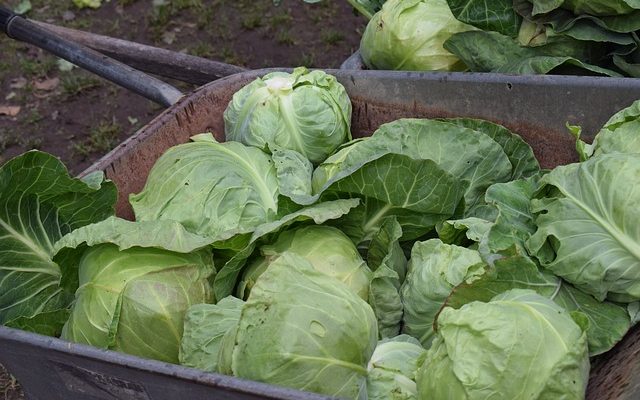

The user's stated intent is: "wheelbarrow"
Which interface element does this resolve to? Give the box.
[2,5,640,400]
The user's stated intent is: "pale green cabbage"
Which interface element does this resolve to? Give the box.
[224,67,352,164]
[367,335,425,400]
[237,225,372,300]
[401,239,485,347]
[56,218,215,364]
[416,289,590,399]
[229,252,377,399]
[360,0,476,71]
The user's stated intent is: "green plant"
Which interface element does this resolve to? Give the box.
[72,119,121,157]
[224,67,352,164]
[58,218,215,363]
[360,0,476,71]
[321,29,345,45]
[61,72,102,97]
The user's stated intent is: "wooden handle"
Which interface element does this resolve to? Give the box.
[33,21,247,86]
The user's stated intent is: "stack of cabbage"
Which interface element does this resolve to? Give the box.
[2,67,640,399]
[311,0,640,77]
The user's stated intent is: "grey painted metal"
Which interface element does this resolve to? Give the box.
[1,7,183,107]
[340,51,366,70]
[0,327,333,400]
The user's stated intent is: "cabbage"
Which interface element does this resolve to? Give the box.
[224,67,352,164]
[229,252,377,399]
[56,218,215,363]
[401,239,485,347]
[416,289,590,399]
[360,0,476,71]
[367,335,425,400]
[237,225,372,300]
[527,154,640,302]
[129,134,279,244]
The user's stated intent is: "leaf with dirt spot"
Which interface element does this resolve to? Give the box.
[0,106,21,117]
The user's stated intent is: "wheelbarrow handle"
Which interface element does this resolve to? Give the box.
[0,5,183,107]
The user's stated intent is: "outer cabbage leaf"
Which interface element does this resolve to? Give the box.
[366,217,407,338]
[53,216,214,254]
[401,239,485,347]
[446,0,521,36]
[129,134,279,244]
[288,118,514,241]
[213,199,361,300]
[417,289,590,400]
[446,255,631,355]
[514,1,640,34]
[438,177,539,259]
[179,296,244,372]
[367,335,425,400]
[323,154,466,242]
[560,0,640,16]
[445,30,622,76]
[574,100,640,159]
[231,252,377,399]
[527,154,640,302]
[361,0,477,72]
[224,67,351,164]
[438,118,540,180]
[0,151,116,336]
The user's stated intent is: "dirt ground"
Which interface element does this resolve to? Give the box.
[0,0,365,174]
[0,1,365,398]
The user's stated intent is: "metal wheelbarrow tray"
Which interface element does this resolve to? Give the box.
[1,69,640,399]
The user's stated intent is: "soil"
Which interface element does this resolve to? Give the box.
[0,0,366,174]
[0,1,366,398]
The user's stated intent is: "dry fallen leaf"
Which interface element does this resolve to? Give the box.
[34,77,60,91]
[162,31,176,45]
[0,106,21,117]
[10,77,27,89]
[5,92,16,100]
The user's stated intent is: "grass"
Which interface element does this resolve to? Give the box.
[17,54,57,78]
[190,42,215,59]
[322,30,345,46]
[242,14,263,30]
[72,119,122,158]
[24,108,44,125]
[220,47,246,66]
[0,364,23,400]
[61,73,102,98]
[276,29,295,46]
[297,52,316,68]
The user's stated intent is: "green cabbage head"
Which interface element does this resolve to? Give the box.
[56,218,215,364]
[360,0,476,71]
[62,244,214,363]
[229,252,378,399]
[401,239,485,347]
[367,335,425,400]
[237,225,372,300]
[224,67,352,164]
[416,289,590,400]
